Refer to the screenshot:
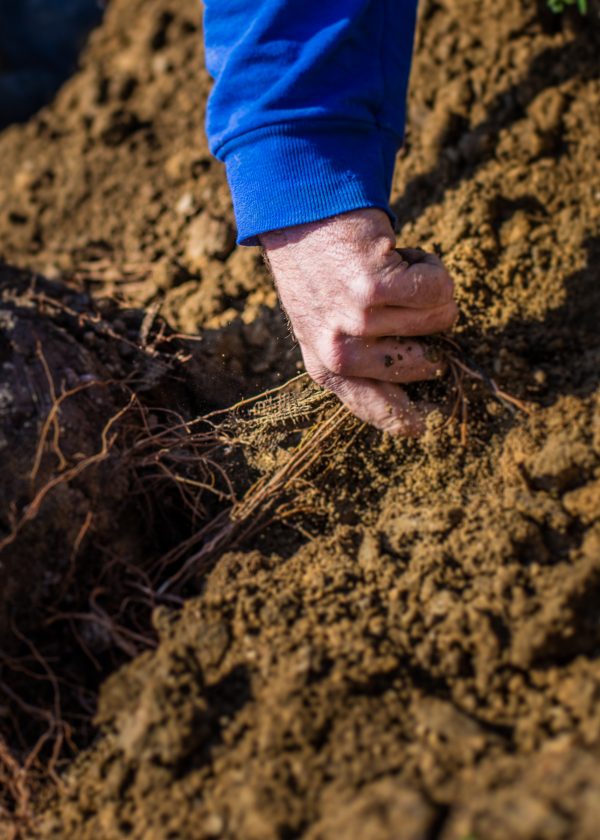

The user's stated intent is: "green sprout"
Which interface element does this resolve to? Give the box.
[547,0,588,13]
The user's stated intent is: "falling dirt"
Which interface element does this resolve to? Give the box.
[0,0,599,838]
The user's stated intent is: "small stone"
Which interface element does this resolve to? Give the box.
[563,481,600,525]
[528,89,566,134]
[204,814,224,836]
[183,211,235,265]
[175,192,195,216]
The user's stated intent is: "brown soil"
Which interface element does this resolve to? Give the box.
[0,269,145,639]
[0,0,296,391]
[0,0,599,838]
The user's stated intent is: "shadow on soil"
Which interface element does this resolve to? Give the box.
[489,235,600,403]
[393,35,600,229]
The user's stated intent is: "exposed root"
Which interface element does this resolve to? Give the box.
[0,394,135,554]
[154,339,531,590]
[438,335,533,445]
[158,399,350,593]
[0,735,35,840]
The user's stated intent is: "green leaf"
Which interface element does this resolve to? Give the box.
[546,0,587,13]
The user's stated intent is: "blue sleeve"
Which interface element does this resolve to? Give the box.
[203,0,419,245]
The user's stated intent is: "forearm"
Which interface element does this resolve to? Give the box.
[202,0,419,244]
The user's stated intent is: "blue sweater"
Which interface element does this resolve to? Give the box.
[203,0,419,245]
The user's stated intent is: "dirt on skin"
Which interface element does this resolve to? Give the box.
[0,0,599,837]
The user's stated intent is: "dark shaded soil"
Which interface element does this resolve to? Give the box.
[0,268,146,639]
[0,0,599,838]
[0,267,248,835]
[0,265,246,636]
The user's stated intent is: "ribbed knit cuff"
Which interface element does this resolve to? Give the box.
[219,122,400,246]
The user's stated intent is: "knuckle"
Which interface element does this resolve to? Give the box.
[320,337,350,376]
[305,363,329,387]
[347,308,370,336]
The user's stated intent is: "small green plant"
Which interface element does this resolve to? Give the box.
[547,0,587,13]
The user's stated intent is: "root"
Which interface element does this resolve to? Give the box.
[0,739,35,840]
[0,394,135,554]
[158,398,350,593]
[437,335,532,445]
[154,338,531,590]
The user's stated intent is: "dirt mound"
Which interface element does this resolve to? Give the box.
[34,392,600,840]
[0,268,142,638]
[0,0,296,391]
[0,264,244,634]
[0,0,599,837]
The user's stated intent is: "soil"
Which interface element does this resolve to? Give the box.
[0,265,235,639]
[0,0,599,838]
[0,266,247,830]
[0,0,296,392]
[0,268,145,639]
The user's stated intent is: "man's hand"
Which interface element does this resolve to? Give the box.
[259,208,458,435]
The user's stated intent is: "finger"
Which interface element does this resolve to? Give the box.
[304,352,429,436]
[317,337,446,384]
[334,376,428,435]
[370,253,454,309]
[359,300,459,337]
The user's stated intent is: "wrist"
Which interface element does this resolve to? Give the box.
[217,123,399,246]
[259,208,395,253]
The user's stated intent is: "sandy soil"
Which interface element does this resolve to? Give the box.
[0,0,599,838]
